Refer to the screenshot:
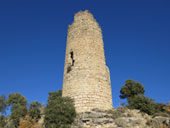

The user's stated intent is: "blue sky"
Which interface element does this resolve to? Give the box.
[0,0,170,108]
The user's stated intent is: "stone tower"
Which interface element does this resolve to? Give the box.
[62,10,113,113]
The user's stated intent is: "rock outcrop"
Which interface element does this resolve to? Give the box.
[71,108,170,128]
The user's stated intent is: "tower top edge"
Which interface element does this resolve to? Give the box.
[73,10,96,22]
[74,10,93,17]
[68,10,98,28]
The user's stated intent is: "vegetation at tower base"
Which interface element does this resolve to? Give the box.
[0,75,168,123]
[0,91,76,128]
[44,90,76,128]
[0,87,169,128]
[28,101,41,122]
[127,95,156,115]
[7,93,27,127]
[120,79,168,116]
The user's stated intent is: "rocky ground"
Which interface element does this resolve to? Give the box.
[71,108,170,128]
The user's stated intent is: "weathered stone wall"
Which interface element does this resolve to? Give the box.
[62,10,113,113]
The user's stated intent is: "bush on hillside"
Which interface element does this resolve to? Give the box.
[28,101,41,121]
[120,79,168,115]
[8,93,27,127]
[44,90,76,128]
[127,95,155,115]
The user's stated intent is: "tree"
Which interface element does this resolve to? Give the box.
[127,95,156,115]
[44,90,76,128]
[0,94,7,115]
[28,101,41,121]
[8,93,27,106]
[10,104,27,127]
[120,79,145,99]
[120,79,168,115]
[8,93,27,127]
[48,90,62,102]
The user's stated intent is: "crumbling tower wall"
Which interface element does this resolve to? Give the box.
[62,10,113,113]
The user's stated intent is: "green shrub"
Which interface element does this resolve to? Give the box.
[28,101,41,121]
[10,104,27,127]
[127,95,155,115]
[7,93,27,127]
[120,79,168,116]
[7,93,27,106]
[44,90,76,128]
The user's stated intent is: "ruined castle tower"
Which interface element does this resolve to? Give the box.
[62,10,113,113]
